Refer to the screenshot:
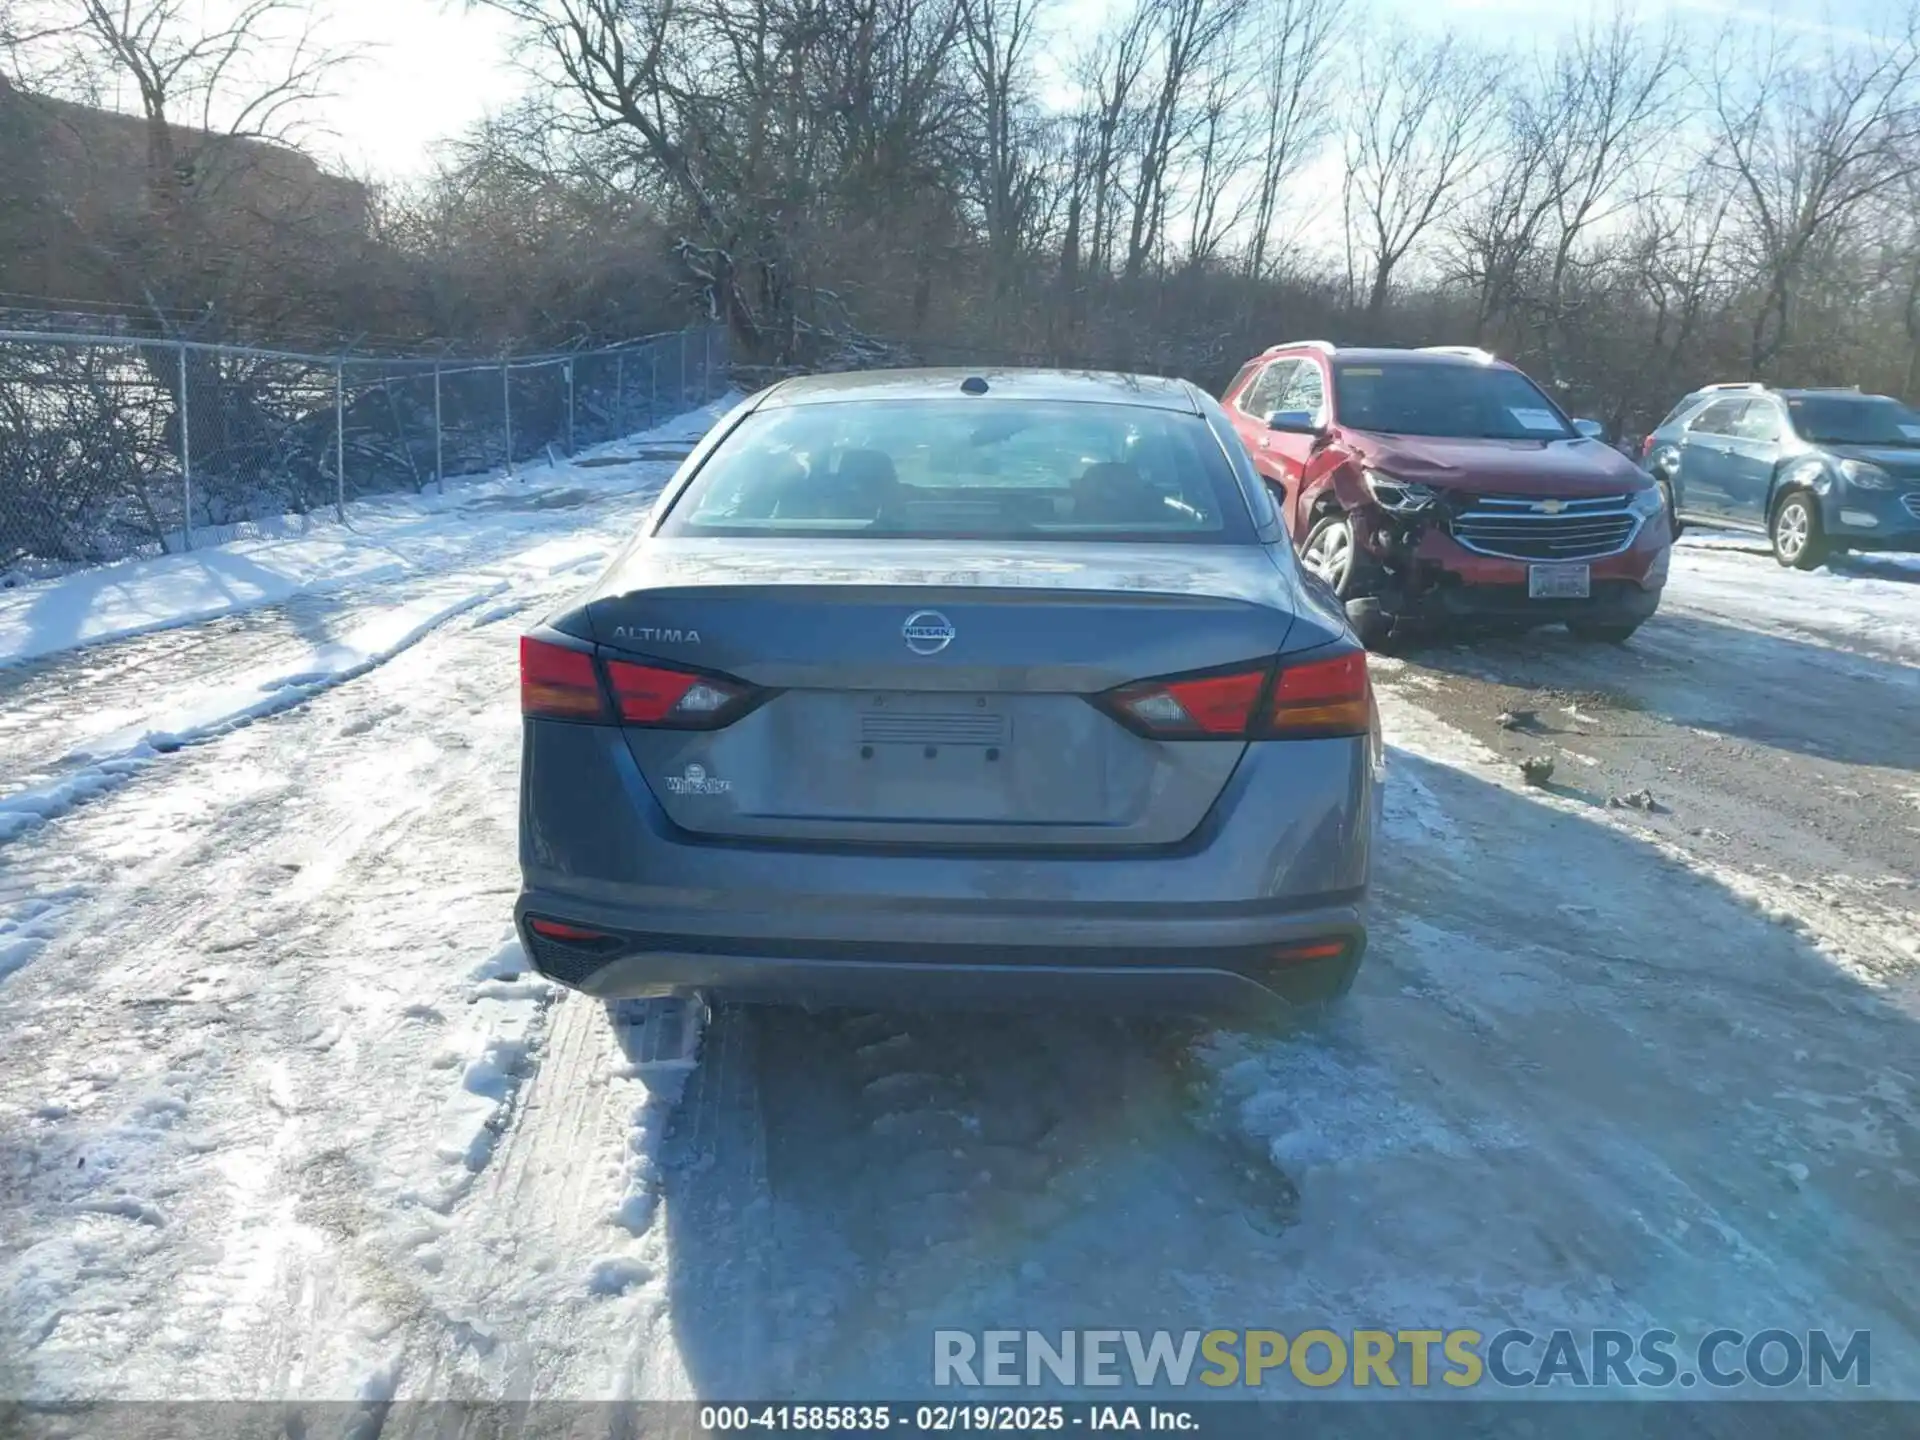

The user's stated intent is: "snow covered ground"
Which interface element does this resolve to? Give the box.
[0,419,1915,1413]
[1665,528,1920,665]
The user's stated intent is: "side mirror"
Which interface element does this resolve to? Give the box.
[1268,410,1322,436]
[1572,418,1606,441]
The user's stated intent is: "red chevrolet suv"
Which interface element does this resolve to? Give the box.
[1222,343,1672,646]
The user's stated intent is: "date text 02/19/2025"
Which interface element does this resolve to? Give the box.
[697,1405,1199,1432]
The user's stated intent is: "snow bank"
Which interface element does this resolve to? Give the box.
[424,941,556,1200]
[0,393,742,668]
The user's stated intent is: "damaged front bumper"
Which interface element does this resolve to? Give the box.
[1343,502,1670,629]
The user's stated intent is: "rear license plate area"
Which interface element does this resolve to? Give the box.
[856,694,1008,748]
[1528,562,1591,599]
[745,690,1113,824]
[833,694,1037,820]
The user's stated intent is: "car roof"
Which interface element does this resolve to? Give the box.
[1685,384,1886,402]
[756,367,1203,412]
[1260,344,1516,370]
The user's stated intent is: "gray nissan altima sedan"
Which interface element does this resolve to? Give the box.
[514,368,1382,1016]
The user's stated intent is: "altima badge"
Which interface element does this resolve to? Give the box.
[664,763,731,796]
[903,610,956,655]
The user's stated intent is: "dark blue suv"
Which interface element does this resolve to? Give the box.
[1640,384,1920,568]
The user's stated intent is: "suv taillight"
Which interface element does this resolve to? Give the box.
[520,636,761,729]
[1098,649,1370,740]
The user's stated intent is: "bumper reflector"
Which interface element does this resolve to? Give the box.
[528,918,613,943]
[1270,939,1350,965]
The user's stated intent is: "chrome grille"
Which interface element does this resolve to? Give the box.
[1902,492,1920,520]
[1449,494,1640,561]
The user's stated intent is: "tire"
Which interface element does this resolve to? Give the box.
[1770,491,1828,570]
[1300,511,1392,648]
[1657,475,1684,539]
[1568,619,1642,644]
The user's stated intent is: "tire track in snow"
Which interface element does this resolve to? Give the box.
[0,529,626,852]
[0,529,639,1400]
[655,1005,1300,1400]
[0,584,499,847]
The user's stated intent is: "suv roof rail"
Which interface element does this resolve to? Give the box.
[1418,345,1497,363]
[1794,384,1861,392]
[1263,339,1336,355]
[1697,381,1766,392]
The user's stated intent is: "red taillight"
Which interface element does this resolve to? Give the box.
[521,636,607,720]
[1100,648,1369,740]
[1269,649,1370,738]
[1109,665,1267,737]
[520,637,758,729]
[604,659,754,728]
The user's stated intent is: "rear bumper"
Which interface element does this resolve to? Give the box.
[513,899,1367,1014]
[516,719,1379,1016]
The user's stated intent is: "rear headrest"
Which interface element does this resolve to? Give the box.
[836,448,899,490]
[1074,461,1157,522]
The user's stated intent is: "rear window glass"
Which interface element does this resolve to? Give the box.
[1655,394,1707,430]
[657,400,1252,543]
[1332,362,1573,440]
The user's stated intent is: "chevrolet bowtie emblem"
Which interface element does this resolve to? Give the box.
[1536,499,1566,514]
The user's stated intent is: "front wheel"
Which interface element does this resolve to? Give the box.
[1657,475,1684,539]
[1300,512,1392,648]
[1568,619,1642,644]
[1770,491,1828,570]
[1300,511,1360,594]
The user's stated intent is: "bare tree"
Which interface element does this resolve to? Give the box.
[1181,52,1254,270]
[1444,94,1551,341]
[1706,7,1920,375]
[1524,10,1688,377]
[1342,31,1505,322]
[11,0,357,328]
[1072,4,1156,280]
[1120,0,1247,281]
[958,0,1048,304]
[1243,0,1343,281]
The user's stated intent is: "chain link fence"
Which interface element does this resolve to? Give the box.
[0,324,729,584]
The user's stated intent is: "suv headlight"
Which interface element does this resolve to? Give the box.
[1627,486,1667,518]
[1838,458,1893,490]
[1363,469,1436,513]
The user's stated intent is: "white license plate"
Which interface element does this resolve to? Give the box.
[1528,563,1591,599]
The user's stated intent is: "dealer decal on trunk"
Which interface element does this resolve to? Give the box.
[664,763,732,796]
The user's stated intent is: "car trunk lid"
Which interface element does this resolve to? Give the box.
[585,539,1309,848]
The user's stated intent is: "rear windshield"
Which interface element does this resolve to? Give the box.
[657,400,1252,542]
[1786,395,1920,447]
[1332,362,1573,440]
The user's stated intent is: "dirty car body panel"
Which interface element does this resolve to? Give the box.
[515,369,1381,1016]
